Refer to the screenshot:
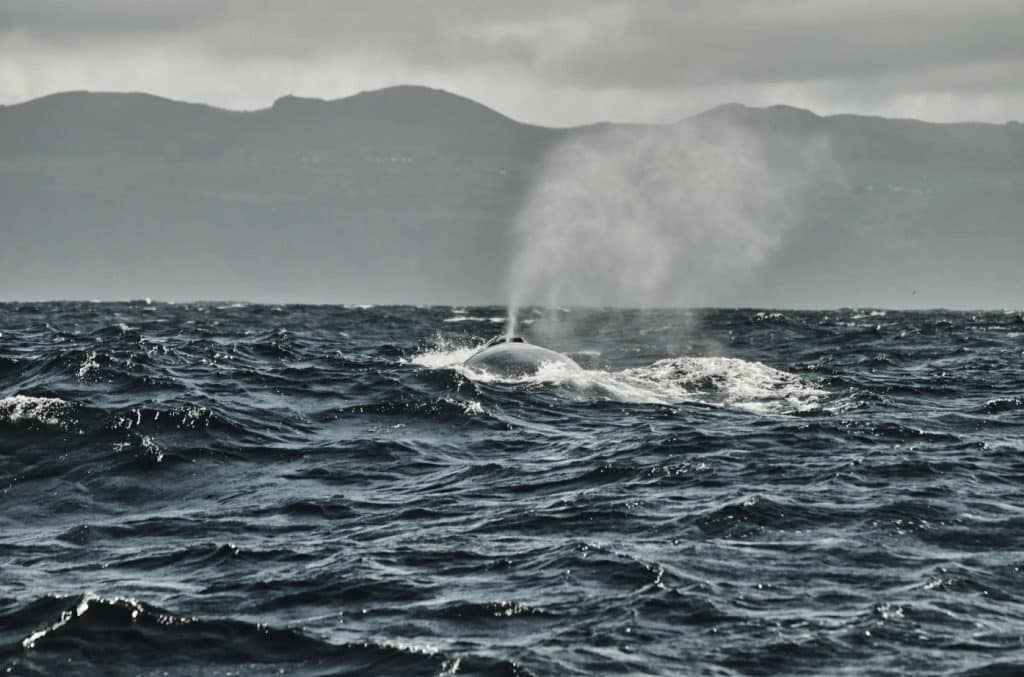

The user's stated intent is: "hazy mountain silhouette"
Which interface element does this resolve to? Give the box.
[1,86,1021,307]
[690,103,1024,308]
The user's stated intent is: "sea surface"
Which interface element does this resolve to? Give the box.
[1,302,1023,675]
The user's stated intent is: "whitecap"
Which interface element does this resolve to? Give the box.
[442,396,486,416]
[442,316,505,323]
[407,337,827,413]
[619,356,827,413]
[22,593,144,650]
[404,339,485,369]
[77,351,100,378]
[448,353,824,413]
[0,395,71,426]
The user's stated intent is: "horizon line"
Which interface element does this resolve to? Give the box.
[3,84,1021,130]
[0,298,1018,313]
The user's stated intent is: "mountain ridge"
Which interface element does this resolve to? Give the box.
[4,84,1022,130]
[0,85,1021,307]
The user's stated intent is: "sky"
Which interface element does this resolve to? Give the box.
[2,0,1023,126]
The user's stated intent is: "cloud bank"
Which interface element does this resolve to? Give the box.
[2,1,1023,125]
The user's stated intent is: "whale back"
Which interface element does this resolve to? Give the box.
[463,338,579,377]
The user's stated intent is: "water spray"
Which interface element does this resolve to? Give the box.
[503,122,833,319]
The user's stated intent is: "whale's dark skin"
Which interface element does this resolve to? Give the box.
[463,336,580,377]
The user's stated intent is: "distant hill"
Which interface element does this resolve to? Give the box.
[1,86,1021,307]
[690,103,1024,308]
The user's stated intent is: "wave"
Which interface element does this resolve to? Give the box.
[8,593,459,674]
[403,337,485,369]
[442,316,505,323]
[982,397,1024,414]
[3,304,1021,675]
[0,395,72,427]
[408,343,827,413]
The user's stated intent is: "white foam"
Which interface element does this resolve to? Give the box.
[620,356,828,413]
[22,593,145,650]
[442,396,486,416]
[408,343,826,413]
[453,358,687,405]
[0,395,71,426]
[77,351,100,378]
[442,316,504,323]
[403,339,485,369]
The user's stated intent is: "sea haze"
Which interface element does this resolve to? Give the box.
[2,302,1023,674]
[1,86,1022,308]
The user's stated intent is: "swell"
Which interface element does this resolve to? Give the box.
[1,594,479,676]
[2,304,1023,675]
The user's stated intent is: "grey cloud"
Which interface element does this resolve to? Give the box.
[1,0,1022,123]
[0,1,570,58]
[9,0,1019,81]
[548,0,1024,88]
[0,1,221,43]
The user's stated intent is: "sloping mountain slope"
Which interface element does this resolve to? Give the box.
[1,87,1021,306]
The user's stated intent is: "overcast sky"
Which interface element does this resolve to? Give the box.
[2,0,1023,126]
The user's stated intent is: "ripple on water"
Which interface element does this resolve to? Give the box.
[1,304,1022,674]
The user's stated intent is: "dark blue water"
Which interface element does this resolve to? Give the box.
[2,303,1022,675]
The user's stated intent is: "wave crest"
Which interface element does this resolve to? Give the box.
[409,344,826,413]
[0,395,71,427]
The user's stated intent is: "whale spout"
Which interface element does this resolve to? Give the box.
[462,335,580,377]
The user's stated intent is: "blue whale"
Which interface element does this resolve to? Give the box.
[463,336,580,377]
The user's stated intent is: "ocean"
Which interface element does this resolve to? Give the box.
[1,302,1022,675]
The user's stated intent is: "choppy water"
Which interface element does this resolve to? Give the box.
[2,302,1023,675]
